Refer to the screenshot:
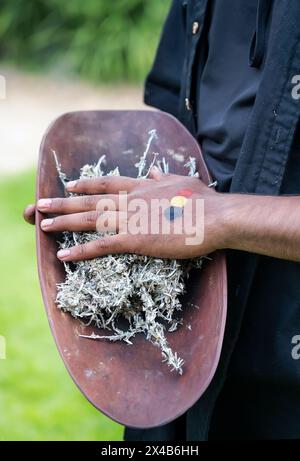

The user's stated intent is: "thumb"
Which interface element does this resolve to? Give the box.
[23,204,36,225]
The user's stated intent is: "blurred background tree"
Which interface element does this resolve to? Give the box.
[0,0,171,82]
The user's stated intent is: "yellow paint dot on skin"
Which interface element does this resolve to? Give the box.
[170,195,187,207]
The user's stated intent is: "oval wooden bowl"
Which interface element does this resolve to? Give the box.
[36,110,227,428]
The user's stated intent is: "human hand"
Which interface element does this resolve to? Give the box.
[36,167,228,261]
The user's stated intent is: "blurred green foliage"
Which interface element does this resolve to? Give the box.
[0,0,171,82]
[0,170,123,440]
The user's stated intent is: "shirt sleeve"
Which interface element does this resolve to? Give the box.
[144,0,187,118]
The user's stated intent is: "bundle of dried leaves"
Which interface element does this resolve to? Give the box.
[54,130,202,374]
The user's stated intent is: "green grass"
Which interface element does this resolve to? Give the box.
[0,170,123,441]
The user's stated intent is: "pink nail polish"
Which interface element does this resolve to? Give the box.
[37,198,52,209]
[57,249,71,259]
[41,218,54,228]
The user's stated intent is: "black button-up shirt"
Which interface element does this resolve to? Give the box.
[126,0,300,440]
[196,0,265,192]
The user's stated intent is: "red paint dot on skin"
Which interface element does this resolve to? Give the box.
[178,188,193,198]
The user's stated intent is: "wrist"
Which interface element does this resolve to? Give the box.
[217,193,244,250]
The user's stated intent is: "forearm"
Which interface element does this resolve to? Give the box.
[221,194,300,261]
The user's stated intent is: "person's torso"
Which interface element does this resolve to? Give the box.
[196,0,266,191]
[141,0,300,440]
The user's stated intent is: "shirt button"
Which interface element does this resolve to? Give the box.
[185,98,192,111]
[192,21,200,35]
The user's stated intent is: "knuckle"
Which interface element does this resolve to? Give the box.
[83,210,99,224]
[78,243,87,257]
[54,198,64,210]
[90,178,107,194]
[95,237,108,252]
[97,179,107,193]
[83,195,95,209]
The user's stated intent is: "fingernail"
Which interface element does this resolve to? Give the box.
[66,180,77,190]
[41,218,54,229]
[57,249,71,259]
[37,198,52,209]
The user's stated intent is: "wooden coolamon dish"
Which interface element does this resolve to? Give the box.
[36,110,227,428]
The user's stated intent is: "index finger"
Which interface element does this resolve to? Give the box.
[66,176,139,195]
